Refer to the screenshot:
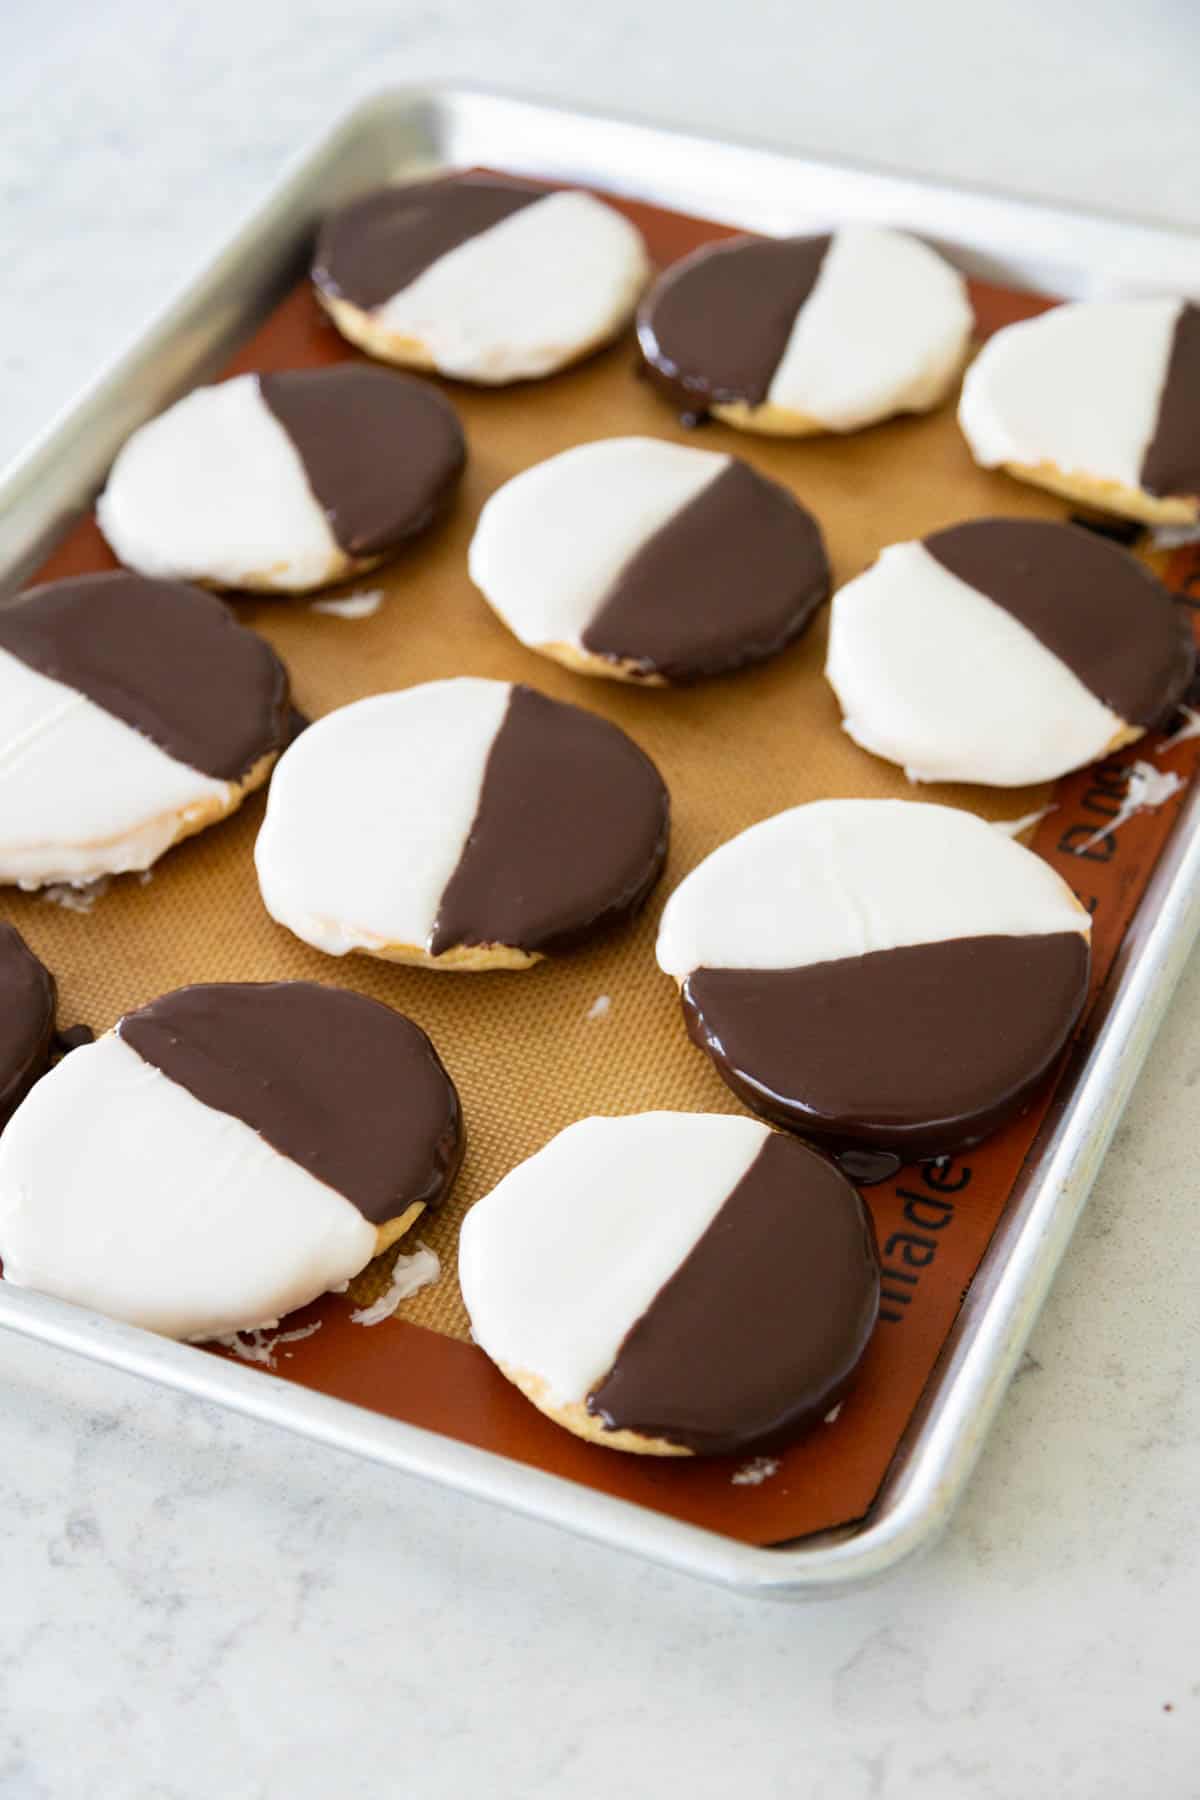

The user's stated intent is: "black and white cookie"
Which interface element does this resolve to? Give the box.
[459,1112,879,1458]
[959,300,1200,524]
[0,926,57,1124]
[0,572,290,888]
[98,365,466,594]
[638,224,972,433]
[0,982,463,1340]
[255,678,670,970]
[469,436,830,684]
[313,174,650,384]
[656,799,1091,1157]
[827,519,1195,785]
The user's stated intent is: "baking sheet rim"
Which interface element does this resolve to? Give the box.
[2,84,1199,1598]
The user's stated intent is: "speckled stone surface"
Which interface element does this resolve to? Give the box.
[3,4,1200,1795]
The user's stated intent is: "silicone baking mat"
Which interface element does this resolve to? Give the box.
[12,181,1200,1547]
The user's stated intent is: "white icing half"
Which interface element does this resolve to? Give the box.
[373,191,650,383]
[958,299,1182,491]
[458,1112,770,1406]
[0,1033,377,1341]
[0,647,232,887]
[468,437,728,650]
[254,678,509,956]
[97,373,344,590]
[825,541,1122,785]
[766,226,973,429]
[655,798,1088,979]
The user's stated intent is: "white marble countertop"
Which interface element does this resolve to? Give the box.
[3,4,1200,1795]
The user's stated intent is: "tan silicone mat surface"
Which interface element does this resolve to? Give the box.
[12,180,1200,1547]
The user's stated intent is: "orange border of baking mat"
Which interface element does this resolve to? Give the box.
[15,184,1200,1548]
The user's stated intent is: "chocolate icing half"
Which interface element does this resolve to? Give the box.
[259,366,466,558]
[637,234,831,419]
[429,685,669,956]
[285,706,311,746]
[925,518,1195,727]
[1141,303,1200,500]
[835,1147,902,1187]
[580,459,830,682]
[588,1133,879,1456]
[0,573,290,782]
[0,925,56,1125]
[1068,510,1143,548]
[683,932,1090,1156]
[314,175,544,313]
[119,982,463,1224]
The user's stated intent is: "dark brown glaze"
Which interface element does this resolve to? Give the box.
[1067,510,1143,547]
[429,685,669,957]
[0,573,290,782]
[588,1133,879,1456]
[0,925,56,1125]
[119,982,463,1224]
[580,459,830,682]
[682,932,1090,1157]
[1141,303,1200,500]
[285,706,311,746]
[259,366,466,558]
[834,1147,902,1187]
[637,234,831,420]
[925,518,1195,728]
[313,175,543,313]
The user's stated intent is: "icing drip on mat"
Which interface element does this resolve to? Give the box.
[1156,707,1200,753]
[1073,761,1184,852]
[215,1322,323,1367]
[992,806,1056,838]
[350,1243,441,1325]
[310,590,384,620]
[731,1456,781,1487]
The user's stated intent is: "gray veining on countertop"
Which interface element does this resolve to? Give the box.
[3,3,1200,1794]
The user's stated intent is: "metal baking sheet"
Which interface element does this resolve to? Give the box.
[2,86,1200,1597]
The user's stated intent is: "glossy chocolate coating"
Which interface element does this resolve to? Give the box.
[119,982,463,1224]
[1141,303,1200,500]
[580,459,829,682]
[925,518,1194,727]
[259,365,466,558]
[429,685,669,957]
[0,925,56,1125]
[1067,511,1143,547]
[588,1132,879,1456]
[0,573,291,782]
[313,175,542,313]
[834,1147,902,1187]
[637,234,830,420]
[682,932,1090,1157]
